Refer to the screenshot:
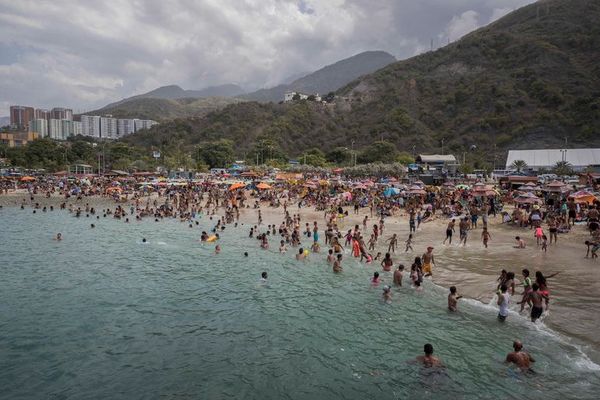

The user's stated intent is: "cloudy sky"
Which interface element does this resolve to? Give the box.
[0,0,534,114]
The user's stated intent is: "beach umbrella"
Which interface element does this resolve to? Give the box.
[362,180,375,187]
[514,192,541,204]
[105,187,122,193]
[256,182,272,190]
[353,183,368,190]
[229,182,246,191]
[455,184,470,190]
[383,187,400,197]
[544,180,567,193]
[569,190,598,205]
[303,182,318,189]
[341,192,352,201]
[20,176,36,182]
[408,188,427,195]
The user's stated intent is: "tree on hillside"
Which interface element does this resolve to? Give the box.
[511,160,528,173]
[553,160,574,176]
[323,92,335,103]
[302,148,328,167]
[326,147,351,164]
[358,141,398,164]
[196,139,234,168]
[396,151,414,165]
[292,94,301,101]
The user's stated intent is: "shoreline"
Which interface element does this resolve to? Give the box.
[2,190,600,362]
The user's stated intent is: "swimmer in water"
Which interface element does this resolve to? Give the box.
[54,233,62,241]
[260,272,268,282]
[505,340,535,373]
[327,249,335,264]
[279,240,287,253]
[296,248,306,261]
[244,252,248,257]
[142,238,147,243]
[415,344,442,367]
[215,245,221,254]
[371,271,381,286]
[514,236,526,249]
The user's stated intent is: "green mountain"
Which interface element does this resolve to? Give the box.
[124,0,600,166]
[242,51,396,102]
[87,97,243,121]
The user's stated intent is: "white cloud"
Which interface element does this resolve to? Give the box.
[0,0,536,113]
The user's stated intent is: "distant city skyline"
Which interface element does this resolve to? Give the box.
[0,0,535,114]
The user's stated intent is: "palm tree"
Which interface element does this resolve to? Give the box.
[553,161,573,176]
[511,159,528,173]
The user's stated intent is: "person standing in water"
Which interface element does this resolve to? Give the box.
[421,246,435,277]
[405,234,414,252]
[393,265,404,286]
[481,228,491,248]
[497,284,510,321]
[447,286,462,312]
[443,219,455,245]
[459,217,469,246]
[505,340,535,372]
[333,254,343,273]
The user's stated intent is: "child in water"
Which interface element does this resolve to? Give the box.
[541,234,548,252]
[382,286,392,303]
[405,234,414,252]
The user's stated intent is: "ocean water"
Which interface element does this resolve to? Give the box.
[1,207,599,399]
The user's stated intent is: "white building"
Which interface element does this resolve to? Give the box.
[81,115,101,138]
[100,116,118,139]
[134,119,157,131]
[72,121,82,136]
[48,119,63,140]
[29,118,48,138]
[284,91,309,102]
[117,118,137,137]
[506,148,600,172]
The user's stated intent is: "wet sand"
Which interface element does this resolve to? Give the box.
[3,190,599,362]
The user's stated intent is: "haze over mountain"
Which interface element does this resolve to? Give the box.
[123,0,600,166]
[242,51,396,102]
[90,50,396,119]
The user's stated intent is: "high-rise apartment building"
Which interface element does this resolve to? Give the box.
[51,107,73,121]
[35,109,51,120]
[48,119,63,140]
[135,119,157,131]
[117,118,137,137]
[30,119,49,138]
[72,121,82,137]
[10,105,35,130]
[81,115,101,138]
[100,116,118,139]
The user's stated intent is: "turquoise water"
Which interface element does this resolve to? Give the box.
[1,207,599,399]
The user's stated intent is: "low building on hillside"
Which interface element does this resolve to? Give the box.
[284,91,309,102]
[505,148,600,172]
[69,164,94,175]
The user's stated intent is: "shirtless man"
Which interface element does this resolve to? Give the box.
[421,246,435,277]
[415,344,442,367]
[393,265,404,286]
[505,340,535,372]
[327,249,335,264]
[296,248,306,261]
[529,283,547,323]
[443,219,455,245]
[447,286,462,312]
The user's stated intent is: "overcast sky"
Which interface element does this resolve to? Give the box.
[0,0,534,114]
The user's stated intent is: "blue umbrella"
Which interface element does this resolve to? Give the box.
[383,187,400,197]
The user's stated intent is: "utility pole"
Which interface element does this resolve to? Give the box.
[441,138,444,155]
